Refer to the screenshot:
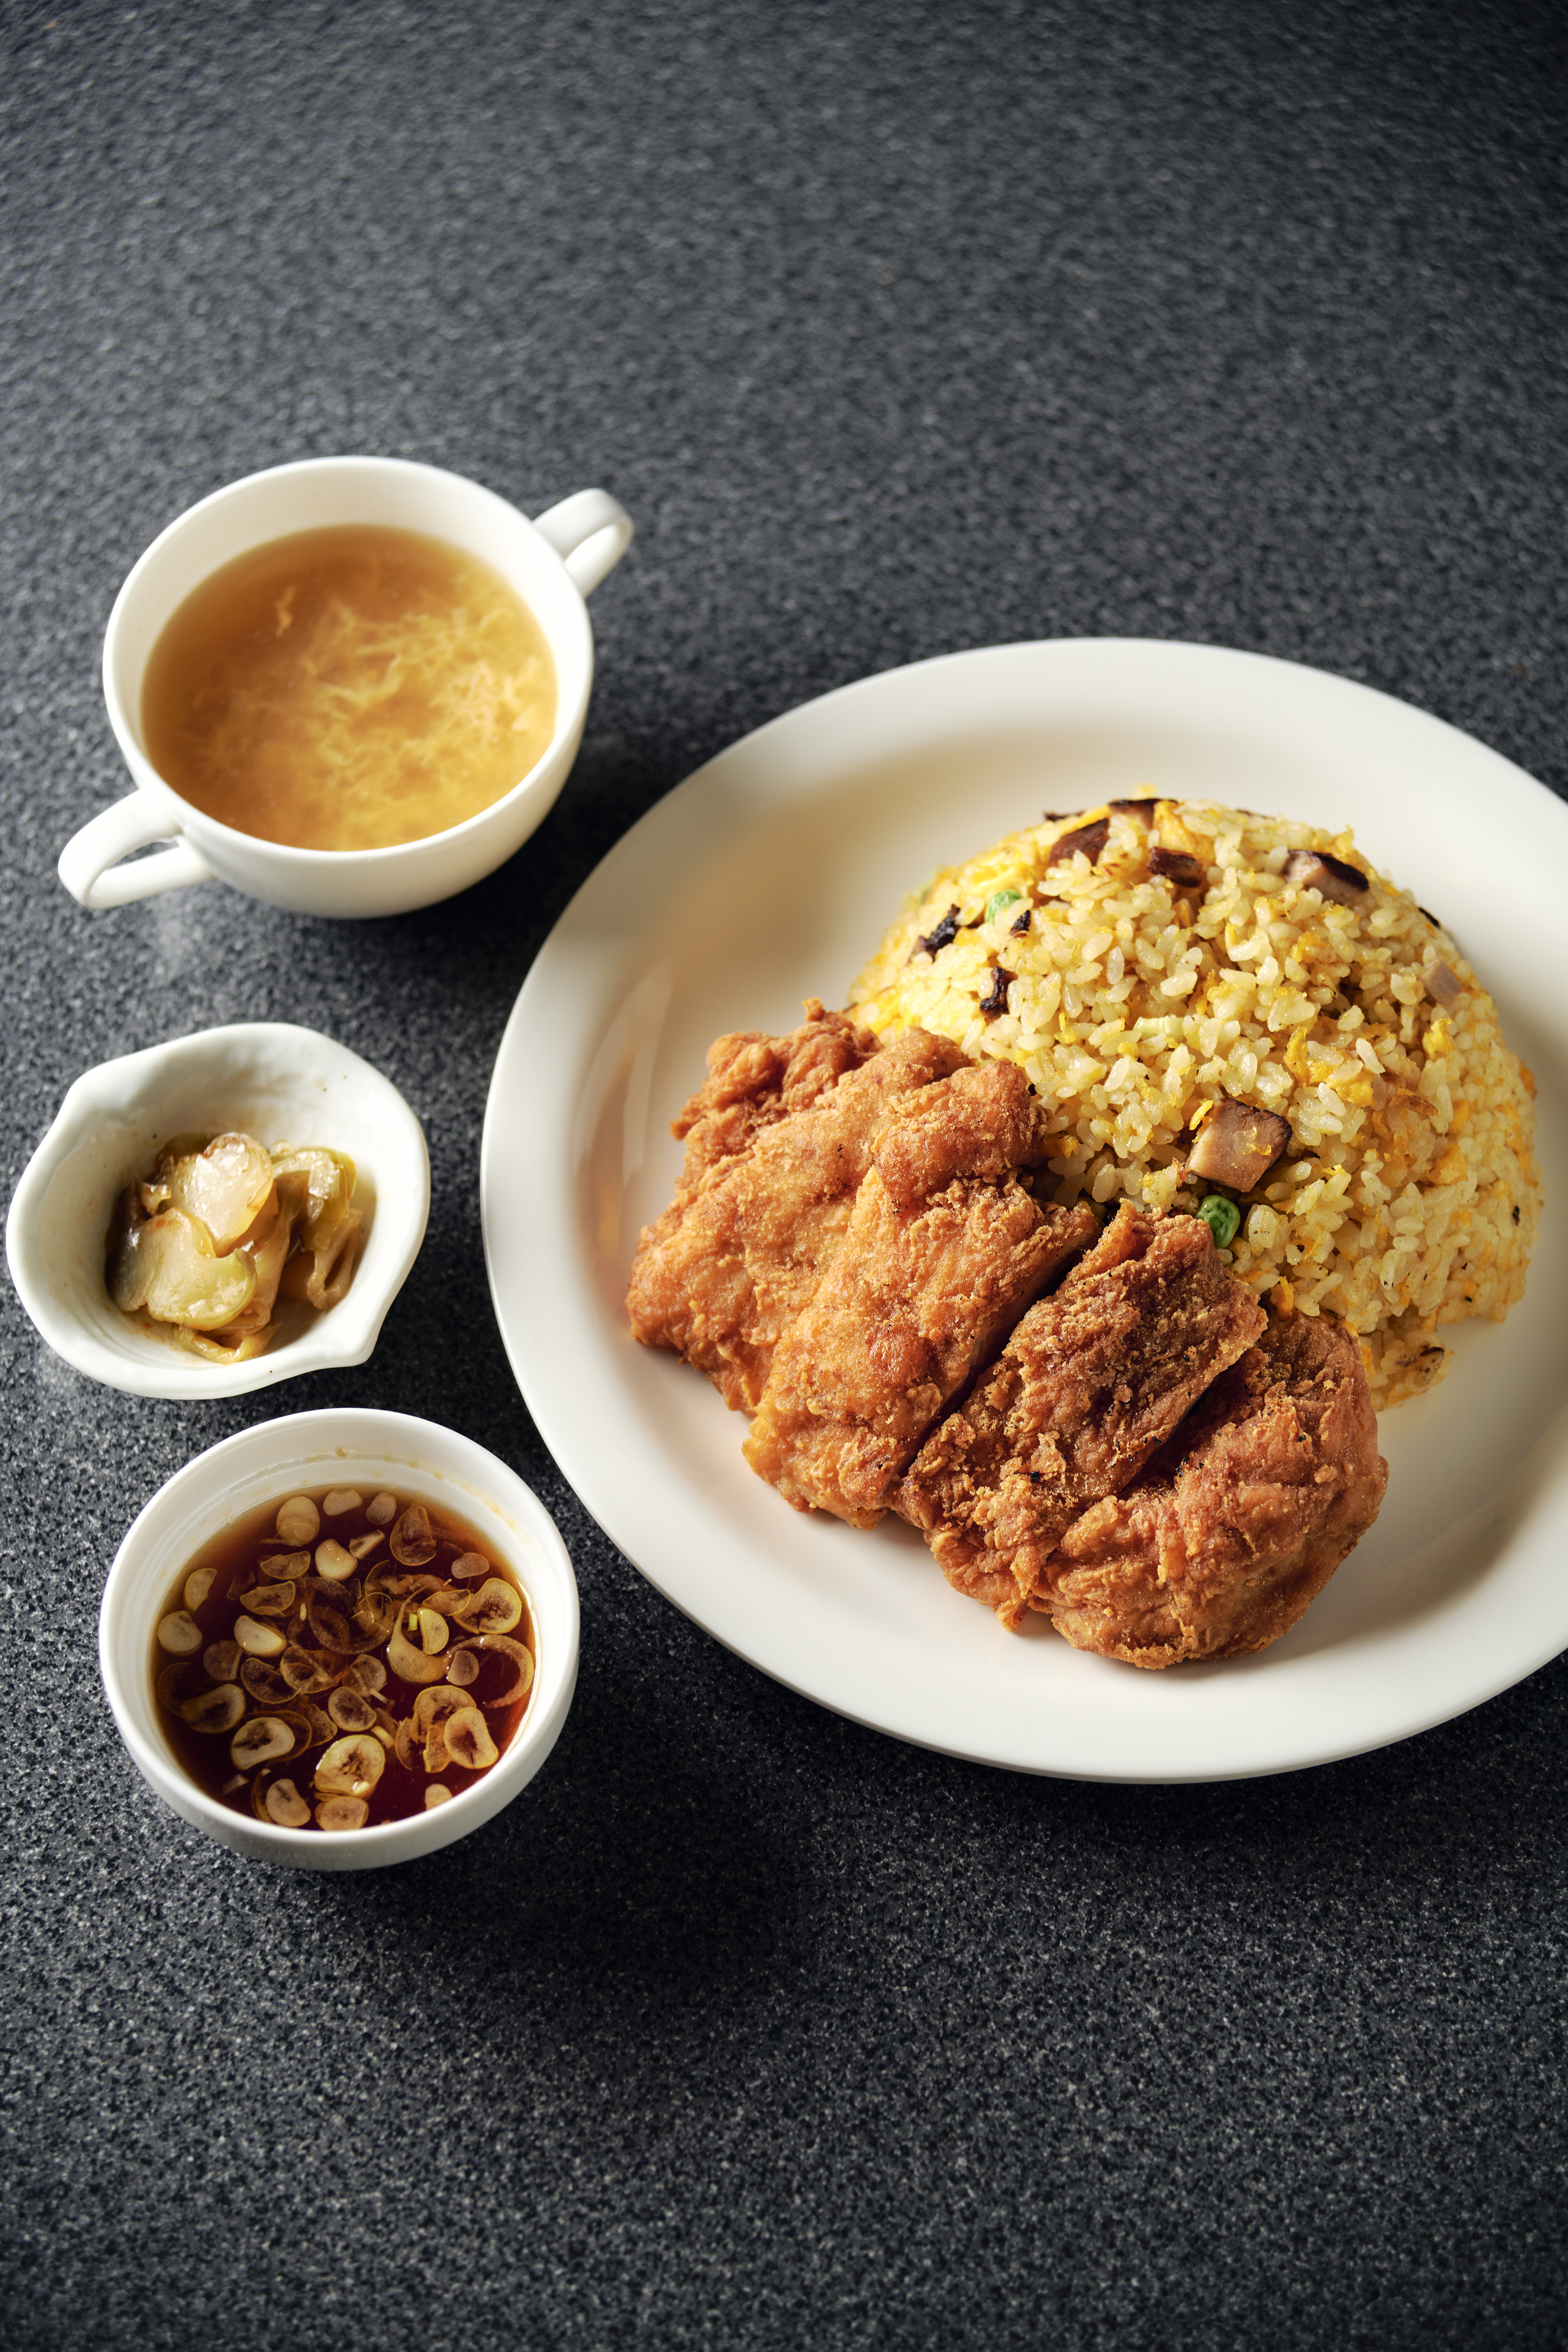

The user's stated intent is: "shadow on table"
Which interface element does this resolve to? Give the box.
[309,1663,798,2029]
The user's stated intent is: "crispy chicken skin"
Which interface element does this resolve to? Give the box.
[627,1019,969,1411]
[743,1062,1097,1526]
[666,1000,880,1204]
[1036,1310,1388,1667]
[898,1204,1266,1622]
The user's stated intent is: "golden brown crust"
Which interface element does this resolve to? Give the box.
[1036,1311,1388,1667]
[668,1000,881,1201]
[899,1205,1266,1617]
[627,1019,968,1410]
[742,1063,1096,1524]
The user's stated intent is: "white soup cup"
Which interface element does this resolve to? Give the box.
[59,456,632,919]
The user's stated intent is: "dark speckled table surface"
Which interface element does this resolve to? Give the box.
[3,4,1567,2346]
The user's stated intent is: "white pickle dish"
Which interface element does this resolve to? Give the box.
[6,1022,430,1398]
[100,1410,579,1870]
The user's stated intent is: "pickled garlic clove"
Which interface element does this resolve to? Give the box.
[165,1131,276,1253]
[263,1776,310,1829]
[379,1572,442,1605]
[424,1786,453,1810]
[452,1635,534,1708]
[308,1214,361,1310]
[314,1539,357,1583]
[390,1504,437,1567]
[418,1584,469,1618]
[411,1686,474,1742]
[327,1688,377,1734]
[450,1578,522,1636]
[240,1658,295,1708]
[365,1492,398,1526]
[414,1681,484,1774]
[299,1700,336,1748]
[179,1683,245,1734]
[238,1581,296,1616]
[352,1585,398,1644]
[258,1549,312,1582]
[315,1796,369,1831]
[183,1567,215,1612]
[348,1533,385,1561]
[278,1643,340,1697]
[156,1661,201,1712]
[315,1735,384,1798]
[415,1608,449,1656]
[275,1495,320,1546]
[303,1590,357,1653]
[342,1656,387,1696]
[444,1647,480,1688]
[322,1488,362,1518]
[387,1620,449,1686]
[234,1615,286,1658]
[270,1144,359,1310]
[449,1550,491,1583]
[444,1709,500,1772]
[232,1716,295,1770]
[157,1611,203,1656]
[178,1320,274,1365]
[108,1206,258,1329]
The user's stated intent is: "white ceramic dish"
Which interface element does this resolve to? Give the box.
[57,456,632,919]
[7,1021,429,1398]
[482,639,1568,1783]
[100,1409,578,1869]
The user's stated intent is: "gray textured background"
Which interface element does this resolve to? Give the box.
[3,3,1566,2347]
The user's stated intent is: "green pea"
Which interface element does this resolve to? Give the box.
[1195,1194,1241,1249]
[984,887,1024,924]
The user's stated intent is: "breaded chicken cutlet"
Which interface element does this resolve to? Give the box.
[743,1060,1097,1525]
[628,1003,1390,1670]
[1037,1310,1388,1666]
[662,999,880,1204]
[897,1204,1266,1624]
[626,1008,967,1410]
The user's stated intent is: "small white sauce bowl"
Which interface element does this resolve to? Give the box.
[6,1021,429,1398]
[100,1408,579,1870]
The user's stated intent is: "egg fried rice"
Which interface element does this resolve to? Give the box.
[848,797,1540,1405]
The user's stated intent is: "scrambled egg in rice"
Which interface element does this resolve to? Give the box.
[848,796,1540,1404]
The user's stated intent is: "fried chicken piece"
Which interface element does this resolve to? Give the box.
[666,999,881,1203]
[743,1061,1097,1526]
[898,1204,1266,1623]
[1036,1310,1388,1667]
[627,1021,969,1410]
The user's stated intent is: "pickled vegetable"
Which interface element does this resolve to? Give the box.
[106,1132,363,1362]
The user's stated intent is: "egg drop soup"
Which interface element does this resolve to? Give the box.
[141,524,558,852]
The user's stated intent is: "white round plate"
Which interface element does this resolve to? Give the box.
[481,639,1568,1781]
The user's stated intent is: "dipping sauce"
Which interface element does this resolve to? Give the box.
[141,524,558,852]
[152,1485,536,1831]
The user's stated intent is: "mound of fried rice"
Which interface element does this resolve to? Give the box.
[849,796,1540,1405]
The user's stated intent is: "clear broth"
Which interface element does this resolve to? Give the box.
[141,524,557,852]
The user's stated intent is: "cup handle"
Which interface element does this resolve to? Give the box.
[57,790,215,910]
[532,489,634,597]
